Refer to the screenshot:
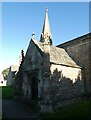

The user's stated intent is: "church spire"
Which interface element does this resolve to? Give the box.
[40,8,52,45]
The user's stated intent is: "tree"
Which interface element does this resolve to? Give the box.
[2,68,9,78]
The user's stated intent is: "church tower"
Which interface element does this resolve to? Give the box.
[40,8,52,45]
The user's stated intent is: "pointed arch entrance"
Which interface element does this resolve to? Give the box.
[26,70,38,101]
[31,77,38,100]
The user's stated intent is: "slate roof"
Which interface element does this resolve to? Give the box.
[50,46,80,68]
[32,39,81,68]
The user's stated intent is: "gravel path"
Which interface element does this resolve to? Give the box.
[2,99,40,119]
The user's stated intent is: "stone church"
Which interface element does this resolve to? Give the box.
[15,8,91,112]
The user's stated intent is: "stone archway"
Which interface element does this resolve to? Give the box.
[31,77,38,101]
[25,70,38,101]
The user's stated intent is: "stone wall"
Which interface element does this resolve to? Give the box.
[89,38,91,91]
[49,64,83,106]
[58,33,91,93]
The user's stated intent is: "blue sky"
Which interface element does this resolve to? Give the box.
[1,2,89,72]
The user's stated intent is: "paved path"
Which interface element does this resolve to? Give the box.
[2,99,40,119]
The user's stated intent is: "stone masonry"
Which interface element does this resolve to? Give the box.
[58,33,91,93]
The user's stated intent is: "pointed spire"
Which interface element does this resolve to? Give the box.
[40,8,52,45]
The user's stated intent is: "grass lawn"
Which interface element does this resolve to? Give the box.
[0,112,2,120]
[0,86,16,100]
[39,100,91,120]
[0,86,16,120]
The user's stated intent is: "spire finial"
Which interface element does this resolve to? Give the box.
[32,32,35,39]
[46,8,48,12]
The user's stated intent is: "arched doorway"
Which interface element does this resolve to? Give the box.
[31,77,38,101]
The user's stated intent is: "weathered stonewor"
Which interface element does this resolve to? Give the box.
[58,33,91,94]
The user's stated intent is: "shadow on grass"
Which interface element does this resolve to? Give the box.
[39,100,91,120]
